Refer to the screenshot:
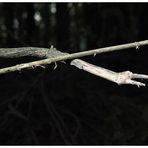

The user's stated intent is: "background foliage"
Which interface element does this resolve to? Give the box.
[0,3,148,145]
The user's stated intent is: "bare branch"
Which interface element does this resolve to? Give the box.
[71,59,148,87]
[0,40,148,59]
[0,46,68,58]
[0,40,148,75]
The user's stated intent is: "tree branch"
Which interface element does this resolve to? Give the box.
[0,46,67,58]
[71,59,148,87]
[0,40,147,75]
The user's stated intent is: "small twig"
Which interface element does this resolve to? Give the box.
[71,59,148,87]
[0,40,148,75]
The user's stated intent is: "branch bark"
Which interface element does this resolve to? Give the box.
[0,40,147,77]
[0,40,147,59]
[0,46,67,58]
[71,59,148,87]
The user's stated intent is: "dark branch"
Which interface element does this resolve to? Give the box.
[0,46,68,58]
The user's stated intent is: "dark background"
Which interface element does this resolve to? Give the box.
[0,3,148,145]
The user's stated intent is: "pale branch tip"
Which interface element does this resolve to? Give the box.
[71,59,148,87]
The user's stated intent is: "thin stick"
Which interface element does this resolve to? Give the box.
[0,40,147,75]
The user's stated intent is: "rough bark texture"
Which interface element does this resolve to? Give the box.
[0,47,68,58]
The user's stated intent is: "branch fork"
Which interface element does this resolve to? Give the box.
[114,71,148,87]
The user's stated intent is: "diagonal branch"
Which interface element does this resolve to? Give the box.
[0,40,147,59]
[0,40,147,75]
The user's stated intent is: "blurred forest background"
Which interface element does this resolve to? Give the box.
[0,3,148,145]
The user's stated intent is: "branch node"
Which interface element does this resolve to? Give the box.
[50,45,54,49]
[135,41,141,49]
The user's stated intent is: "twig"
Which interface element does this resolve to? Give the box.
[0,40,148,75]
[71,59,148,87]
